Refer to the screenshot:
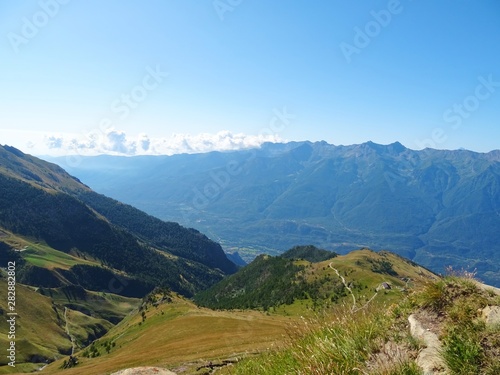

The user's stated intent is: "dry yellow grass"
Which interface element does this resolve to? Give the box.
[37,296,293,375]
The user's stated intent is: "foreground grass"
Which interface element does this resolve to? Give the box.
[417,275,500,375]
[220,304,420,375]
[222,275,500,375]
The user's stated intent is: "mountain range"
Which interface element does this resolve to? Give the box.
[47,141,500,286]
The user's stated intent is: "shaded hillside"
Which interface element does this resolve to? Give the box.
[1,145,236,275]
[49,141,500,286]
[280,245,336,262]
[0,145,236,297]
[194,254,308,310]
[0,174,220,297]
[75,191,237,274]
[0,232,145,296]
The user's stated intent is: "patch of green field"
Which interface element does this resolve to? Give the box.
[21,243,98,270]
[0,231,99,270]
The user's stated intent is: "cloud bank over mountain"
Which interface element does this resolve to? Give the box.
[5,128,285,156]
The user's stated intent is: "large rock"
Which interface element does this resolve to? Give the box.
[408,314,447,375]
[481,306,500,326]
[111,367,176,375]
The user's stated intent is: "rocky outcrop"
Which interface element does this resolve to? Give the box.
[408,314,447,375]
[481,306,500,326]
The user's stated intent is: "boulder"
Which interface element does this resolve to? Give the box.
[481,306,500,326]
[408,314,447,375]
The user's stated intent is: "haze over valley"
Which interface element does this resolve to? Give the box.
[49,140,500,286]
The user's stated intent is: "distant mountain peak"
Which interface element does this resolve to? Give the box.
[387,141,407,154]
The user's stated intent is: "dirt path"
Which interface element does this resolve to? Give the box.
[329,262,357,311]
[356,291,379,311]
[328,262,385,313]
[64,307,75,356]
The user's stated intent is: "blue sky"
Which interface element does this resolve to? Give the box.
[1,0,499,155]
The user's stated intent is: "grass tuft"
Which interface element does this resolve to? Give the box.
[442,326,483,375]
[222,305,406,374]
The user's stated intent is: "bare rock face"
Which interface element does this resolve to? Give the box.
[111,367,176,375]
[408,314,447,375]
[481,306,500,326]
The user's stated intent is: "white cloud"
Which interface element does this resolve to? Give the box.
[46,136,63,149]
[2,128,284,156]
[138,133,151,151]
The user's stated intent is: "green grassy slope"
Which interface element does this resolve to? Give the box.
[30,249,450,375]
[0,232,142,373]
[0,274,139,374]
[7,249,498,375]
[0,277,70,374]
